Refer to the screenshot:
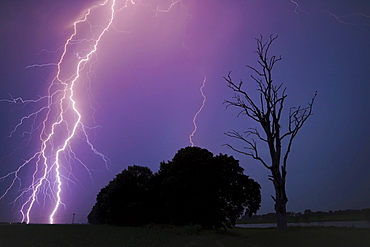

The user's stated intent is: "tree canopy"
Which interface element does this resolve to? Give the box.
[88,165,154,226]
[88,147,261,228]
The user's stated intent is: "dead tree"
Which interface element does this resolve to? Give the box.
[224,35,317,230]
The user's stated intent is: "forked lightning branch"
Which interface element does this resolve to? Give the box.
[0,0,192,224]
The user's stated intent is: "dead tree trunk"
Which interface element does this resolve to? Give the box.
[224,35,316,230]
[271,165,288,230]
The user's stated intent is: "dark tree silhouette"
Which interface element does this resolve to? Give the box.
[156,146,261,228]
[88,147,261,228]
[224,35,317,230]
[88,165,154,226]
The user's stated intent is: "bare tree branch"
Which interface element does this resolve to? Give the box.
[224,131,271,170]
[245,128,268,143]
[282,91,317,172]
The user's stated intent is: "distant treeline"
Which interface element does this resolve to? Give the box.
[239,208,370,224]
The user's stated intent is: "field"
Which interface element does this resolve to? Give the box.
[1,224,370,247]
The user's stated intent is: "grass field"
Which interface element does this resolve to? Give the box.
[0,224,370,247]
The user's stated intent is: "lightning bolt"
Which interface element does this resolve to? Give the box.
[0,0,191,224]
[290,0,309,17]
[1,0,118,224]
[189,76,207,147]
[288,0,370,31]
[28,0,116,225]
[326,11,370,27]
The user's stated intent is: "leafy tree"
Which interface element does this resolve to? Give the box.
[88,165,154,226]
[88,147,261,228]
[88,186,109,225]
[156,146,261,228]
[224,35,317,230]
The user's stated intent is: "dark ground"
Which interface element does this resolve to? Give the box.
[0,224,370,247]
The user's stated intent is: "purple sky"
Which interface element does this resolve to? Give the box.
[1,0,370,224]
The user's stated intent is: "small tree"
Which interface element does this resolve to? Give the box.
[224,35,317,230]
